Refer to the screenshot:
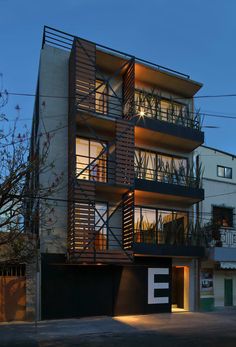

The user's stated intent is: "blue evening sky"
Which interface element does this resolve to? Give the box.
[1,0,236,154]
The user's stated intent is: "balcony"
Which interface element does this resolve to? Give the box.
[134,151,204,205]
[133,208,205,257]
[206,226,236,265]
[134,90,204,152]
[75,153,132,197]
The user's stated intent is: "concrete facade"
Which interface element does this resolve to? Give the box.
[38,45,69,254]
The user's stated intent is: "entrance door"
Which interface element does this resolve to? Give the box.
[172,267,184,309]
[224,279,233,306]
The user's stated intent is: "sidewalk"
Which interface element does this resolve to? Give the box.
[0,311,236,347]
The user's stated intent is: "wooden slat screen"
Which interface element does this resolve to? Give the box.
[74,38,96,112]
[115,120,134,186]
[74,182,96,251]
[123,59,135,120]
[123,191,134,250]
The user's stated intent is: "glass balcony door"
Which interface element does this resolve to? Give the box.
[134,207,188,246]
[76,138,107,182]
[135,148,188,185]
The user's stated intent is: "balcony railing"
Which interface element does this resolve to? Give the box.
[76,90,123,119]
[77,91,201,130]
[134,165,200,189]
[210,228,236,248]
[134,104,201,130]
[220,229,236,248]
[134,223,206,247]
[134,89,201,130]
[76,154,118,183]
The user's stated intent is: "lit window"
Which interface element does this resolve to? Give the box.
[95,202,108,250]
[217,165,232,179]
[213,206,233,228]
[95,80,108,114]
[76,138,107,182]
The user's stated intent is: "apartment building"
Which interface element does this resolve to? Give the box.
[29,26,205,319]
[195,146,236,310]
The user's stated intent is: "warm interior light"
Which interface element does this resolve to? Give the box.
[139,110,145,117]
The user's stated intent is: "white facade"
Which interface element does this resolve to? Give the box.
[195,145,236,309]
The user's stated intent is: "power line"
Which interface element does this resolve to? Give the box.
[3,91,236,121]
[5,91,236,100]
[6,192,236,217]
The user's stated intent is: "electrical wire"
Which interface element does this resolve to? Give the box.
[3,91,236,121]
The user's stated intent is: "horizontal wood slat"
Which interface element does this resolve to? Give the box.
[115,120,134,186]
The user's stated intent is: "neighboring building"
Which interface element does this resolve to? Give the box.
[195,146,236,310]
[29,26,205,320]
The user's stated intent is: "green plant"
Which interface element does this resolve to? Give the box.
[134,88,201,130]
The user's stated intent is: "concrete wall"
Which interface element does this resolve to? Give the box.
[195,146,236,183]
[197,146,236,309]
[25,262,37,321]
[214,271,236,307]
[38,45,69,254]
[195,146,236,226]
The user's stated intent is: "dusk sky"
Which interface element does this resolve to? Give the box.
[1,0,236,154]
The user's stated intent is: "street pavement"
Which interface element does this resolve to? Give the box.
[0,310,236,346]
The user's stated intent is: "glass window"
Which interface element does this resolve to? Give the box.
[134,207,156,243]
[217,165,232,179]
[134,150,156,180]
[96,80,108,114]
[76,138,107,182]
[172,158,187,185]
[157,155,172,183]
[134,148,188,185]
[141,208,156,231]
[160,100,169,121]
[134,207,141,231]
[213,206,233,228]
[95,203,108,250]
[225,167,232,179]
[76,138,89,180]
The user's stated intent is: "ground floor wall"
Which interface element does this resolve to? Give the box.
[41,254,199,320]
[200,262,236,310]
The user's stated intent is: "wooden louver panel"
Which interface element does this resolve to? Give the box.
[74,38,96,112]
[123,191,134,250]
[123,59,135,120]
[72,182,96,252]
[116,120,134,186]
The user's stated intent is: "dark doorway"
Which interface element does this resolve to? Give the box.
[172,267,184,309]
[224,279,233,306]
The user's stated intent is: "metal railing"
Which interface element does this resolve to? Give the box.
[134,103,201,130]
[42,26,190,79]
[220,229,236,248]
[76,154,117,183]
[134,165,199,188]
[76,90,123,119]
[134,224,206,247]
[76,90,202,130]
[73,226,124,252]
